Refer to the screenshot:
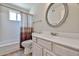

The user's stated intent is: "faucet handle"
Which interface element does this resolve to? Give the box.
[51,32,58,36]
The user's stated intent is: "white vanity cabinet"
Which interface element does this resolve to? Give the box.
[32,33,79,56]
[32,42,42,56]
[32,37,37,42]
[53,43,79,56]
[37,38,52,51]
[43,49,56,56]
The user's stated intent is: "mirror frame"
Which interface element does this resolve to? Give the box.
[46,3,69,27]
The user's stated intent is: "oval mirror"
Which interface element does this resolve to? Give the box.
[46,3,68,27]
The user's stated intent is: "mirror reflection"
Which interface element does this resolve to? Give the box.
[46,3,68,27]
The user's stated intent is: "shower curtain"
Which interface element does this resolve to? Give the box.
[20,13,33,48]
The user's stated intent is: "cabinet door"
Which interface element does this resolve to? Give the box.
[37,38,52,51]
[43,49,56,56]
[53,43,79,56]
[32,42,42,56]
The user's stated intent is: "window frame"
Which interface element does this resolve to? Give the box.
[9,10,21,22]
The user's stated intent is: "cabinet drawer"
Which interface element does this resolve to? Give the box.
[53,43,79,56]
[43,49,56,56]
[37,38,52,51]
[32,36,37,42]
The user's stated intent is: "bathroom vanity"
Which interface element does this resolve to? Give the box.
[32,33,79,56]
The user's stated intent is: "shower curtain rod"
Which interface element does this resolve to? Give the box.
[0,4,33,16]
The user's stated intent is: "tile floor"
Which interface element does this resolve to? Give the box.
[3,49,26,56]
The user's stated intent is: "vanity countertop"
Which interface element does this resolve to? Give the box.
[32,33,79,51]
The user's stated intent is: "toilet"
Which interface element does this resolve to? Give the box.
[22,40,32,55]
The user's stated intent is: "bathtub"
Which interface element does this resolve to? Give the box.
[0,40,20,56]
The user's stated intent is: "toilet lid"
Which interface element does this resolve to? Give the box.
[22,40,32,48]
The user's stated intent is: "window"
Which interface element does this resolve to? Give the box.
[9,10,21,21]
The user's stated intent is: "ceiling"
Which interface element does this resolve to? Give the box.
[10,3,41,11]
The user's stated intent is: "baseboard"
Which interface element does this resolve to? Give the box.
[0,42,20,56]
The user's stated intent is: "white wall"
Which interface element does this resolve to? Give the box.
[30,3,79,34]
[0,7,2,40]
[0,5,21,44]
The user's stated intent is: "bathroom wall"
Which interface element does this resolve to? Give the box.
[0,4,29,44]
[30,3,79,33]
[0,7,2,40]
[0,6,19,43]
